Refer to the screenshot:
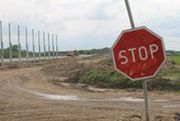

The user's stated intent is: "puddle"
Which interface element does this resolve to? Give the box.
[107,97,144,102]
[16,87,169,103]
[78,97,144,102]
[154,99,168,102]
[17,87,79,101]
[34,92,79,101]
[163,104,180,108]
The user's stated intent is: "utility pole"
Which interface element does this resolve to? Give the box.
[0,21,4,63]
[56,35,58,58]
[52,34,54,58]
[32,29,35,62]
[43,32,46,59]
[25,27,29,61]
[38,31,41,59]
[48,33,50,59]
[18,25,21,62]
[8,23,12,63]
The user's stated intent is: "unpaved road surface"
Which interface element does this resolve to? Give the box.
[0,57,180,121]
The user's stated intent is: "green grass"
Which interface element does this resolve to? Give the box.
[168,55,180,65]
[80,69,143,89]
[80,68,180,91]
[157,66,180,81]
[79,58,180,91]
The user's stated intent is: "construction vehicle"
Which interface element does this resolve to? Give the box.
[66,50,78,57]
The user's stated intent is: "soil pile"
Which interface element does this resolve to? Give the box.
[41,57,90,82]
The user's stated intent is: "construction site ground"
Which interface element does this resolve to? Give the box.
[0,55,179,121]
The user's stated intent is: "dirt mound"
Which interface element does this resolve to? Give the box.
[41,58,90,82]
[41,55,113,83]
[154,113,178,121]
[41,54,174,79]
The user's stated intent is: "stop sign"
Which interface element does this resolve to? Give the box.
[112,27,166,81]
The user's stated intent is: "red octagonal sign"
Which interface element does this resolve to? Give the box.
[112,27,166,81]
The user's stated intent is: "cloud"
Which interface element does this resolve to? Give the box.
[0,0,180,50]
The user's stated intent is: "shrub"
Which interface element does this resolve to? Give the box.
[80,69,143,89]
[79,69,180,91]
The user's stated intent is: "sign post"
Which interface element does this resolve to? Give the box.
[124,0,135,29]
[125,1,149,120]
[143,80,149,121]
[111,1,166,121]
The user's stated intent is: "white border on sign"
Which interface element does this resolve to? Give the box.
[111,26,166,81]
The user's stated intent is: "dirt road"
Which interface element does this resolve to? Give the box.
[0,58,180,121]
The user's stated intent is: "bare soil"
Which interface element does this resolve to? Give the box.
[0,56,179,121]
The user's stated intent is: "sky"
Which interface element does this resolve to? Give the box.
[0,0,180,51]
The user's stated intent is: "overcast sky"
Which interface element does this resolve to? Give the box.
[0,0,180,51]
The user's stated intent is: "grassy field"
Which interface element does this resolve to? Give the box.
[168,55,180,65]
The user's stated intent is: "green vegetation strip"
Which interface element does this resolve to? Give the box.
[79,58,180,91]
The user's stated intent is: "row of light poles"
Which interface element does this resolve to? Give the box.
[0,21,60,63]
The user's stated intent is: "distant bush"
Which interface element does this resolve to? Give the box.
[78,47,110,55]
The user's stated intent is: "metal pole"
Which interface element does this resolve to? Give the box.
[43,32,46,59]
[52,34,54,58]
[25,27,29,61]
[8,23,12,63]
[18,25,21,62]
[143,80,150,121]
[32,29,35,62]
[124,0,135,29]
[56,35,58,58]
[48,33,50,59]
[38,31,41,59]
[0,21,4,63]
[124,1,149,121]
